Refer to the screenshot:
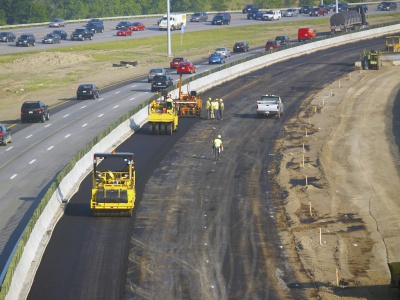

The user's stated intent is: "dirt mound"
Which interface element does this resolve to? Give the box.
[11,52,93,67]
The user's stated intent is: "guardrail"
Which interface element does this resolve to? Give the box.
[1,19,400,300]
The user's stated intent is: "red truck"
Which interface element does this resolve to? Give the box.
[298,27,317,42]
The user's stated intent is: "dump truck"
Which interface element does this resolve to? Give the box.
[388,262,400,297]
[386,36,400,52]
[361,49,382,70]
[148,93,179,135]
[330,5,368,34]
[90,152,136,217]
[174,74,202,117]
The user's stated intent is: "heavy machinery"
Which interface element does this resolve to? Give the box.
[330,5,368,34]
[174,74,202,117]
[90,152,136,217]
[361,49,382,70]
[148,92,179,135]
[388,262,400,296]
[385,36,400,52]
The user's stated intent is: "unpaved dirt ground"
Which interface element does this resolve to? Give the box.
[275,63,400,299]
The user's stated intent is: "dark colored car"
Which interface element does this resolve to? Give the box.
[16,34,36,47]
[209,53,225,64]
[151,75,174,92]
[76,84,100,100]
[52,30,68,40]
[247,8,260,19]
[338,2,349,11]
[299,5,314,14]
[275,35,290,47]
[265,40,279,51]
[309,7,328,16]
[0,32,16,42]
[177,61,196,74]
[211,14,230,25]
[71,28,93,41]
[380,2,397,10]
[86,18,102,26]
[233,41,249,53]
[190,12,208,22]
[20,101,50,123]
[242,4,259,13]
[86,21,104,33]
[0,124,12,146]
[42,33,61,44]
[116,21,132,30]
[318,5,331,13]
[170,57,186,69]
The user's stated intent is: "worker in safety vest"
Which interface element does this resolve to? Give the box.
[166,94,173,110]
[219,99,224,120]
[213,99,219,120]
[205,98,212,119]
[212,135,223,160]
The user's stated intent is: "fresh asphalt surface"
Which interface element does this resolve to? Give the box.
[27,37,386,299]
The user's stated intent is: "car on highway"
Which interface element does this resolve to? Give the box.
[16,34,36,47]
[52,30,68,40]
[131,22,145,31]
[117,28,133,36]
[318,5,331,13]
[86,21,104,33]
[275,35,290,47]
[49,18,66,27]
[211,14,230,25]
[151,75,174,92]
[380,1,397,10]
[190,12,208,22]
[20,101,49,123]
[148,68,168,82]
[209,53,225,64]
[298,27,317,41]
[283,8,298,17]
[170,57,186,69]
[0,124,12,146]
[86,18,103,25]
[0,32,16,42]
[247,8,260,19]
[242,4,259,13]
[309,7,328,16]
[177,61,196,74]
[233,41,249,53]
[71,28,93,41]
[299,5,314,14]
[116,21,132,30]
[265,40,280,51]
[338,2,349,11]
[76,84,100,100]
[215,47,231,58]
[42,33,61,44]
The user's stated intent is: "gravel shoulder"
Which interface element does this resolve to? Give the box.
[276,63,400,299]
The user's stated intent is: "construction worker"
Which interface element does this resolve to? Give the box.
[150,99,157,113]
[206,98,212,119]
[212,135,223,160]
[166,94,173,110]
[219,99,224,120]
[213,98,219,120]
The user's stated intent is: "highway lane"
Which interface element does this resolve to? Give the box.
[28,37,384,299]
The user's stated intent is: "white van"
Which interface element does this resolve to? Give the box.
[262,10,281,21]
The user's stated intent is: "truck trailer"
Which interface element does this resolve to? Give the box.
[158,13,186,30]
[330,5,368,34]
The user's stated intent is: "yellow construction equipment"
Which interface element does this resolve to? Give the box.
[90,152,136,217]
[174,74,202,117]
[385,36,400,52]
[148,93,179,135]
[360,49,382,70]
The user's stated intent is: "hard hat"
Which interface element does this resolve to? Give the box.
[220,99,223,102]
[208,97,211,100]
[218,135,221,139]
[215,98,218,101]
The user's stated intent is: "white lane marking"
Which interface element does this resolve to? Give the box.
[29,159,36,164]
[65,134,71,138]
[113,105,119,109]
[47,146,54,151]
[63,114,70,118]
[26,135,33,139]
[115,91,121,94]
[82,123,88,127]
[45,124,51,128]
[10,174,17,180]
[6,147,12,151]
[81,105,87,109]
[98,114,104,118]
[129,97,135,101]
[131,85,136,88]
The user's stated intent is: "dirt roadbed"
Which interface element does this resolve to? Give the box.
[275,64,400,299]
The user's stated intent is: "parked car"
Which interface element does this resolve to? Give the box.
[211,14,231,25]
[283,8,298,17]
[275,35,290,47]
[209,53,225,64]
[265,40,280,51]
[299,5,314,14]
[148,68,168,82]
[0,32,16,42]
[16,34,36,47]
[242,4,259,13]
[151,75,174,92]
[298,27,317,42]
[233,41,249,52]
[380,2,397,10]
[177,61,196,74]
[76,84,100,100]
[170,57,186,69]
[0,124,12,146]
[215,47,231,58]
[86,21,104,33]
[71,28,93,41]
[117,28,133,36]
[190,12,208,22]
[309,7,328,16]
[49,18,66,27]
[42,33,61,44]
[131,22,145,31]
[20,101,49,123]
[52,30,68,40]
[116,21,132,30]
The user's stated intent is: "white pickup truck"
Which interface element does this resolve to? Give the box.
[256,94,284,118]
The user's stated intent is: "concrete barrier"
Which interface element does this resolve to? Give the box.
[4,23,400,300]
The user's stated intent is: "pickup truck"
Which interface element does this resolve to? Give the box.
[256,94,284,118]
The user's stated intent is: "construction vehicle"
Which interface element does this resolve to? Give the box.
[148,92,179,135]
[388,262,400,296]
[360,49,382,70]
[90,152,136,217]
[174,74,202,117]
[330,5,368,34]
[385,36,400,52]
